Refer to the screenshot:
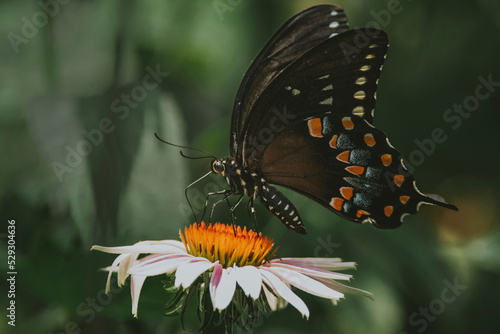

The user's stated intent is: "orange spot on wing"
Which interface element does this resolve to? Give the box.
[308,118,323,138]
[329,134,338,149]
[364,133,376,147]
[384,205,394,217]
[330,197,344,211]
[340,187,353,200]
[345,166,365,175]
[381,154,392,166]
[356,209,370,218]
[400,195,410,204]
[394,174,405,187]
[336,151,350,163]
[342,117,354,130]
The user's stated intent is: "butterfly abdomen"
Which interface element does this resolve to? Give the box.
[257,180,306,234]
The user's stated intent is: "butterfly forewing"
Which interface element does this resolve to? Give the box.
[231,5,349,161]
[240,28,388,168]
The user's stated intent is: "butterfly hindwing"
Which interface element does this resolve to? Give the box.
[258,112,456,228]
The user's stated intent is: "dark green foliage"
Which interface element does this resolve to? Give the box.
[1,0,499,333]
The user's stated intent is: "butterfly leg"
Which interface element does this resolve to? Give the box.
[208,190,235,223]
[229,194,244,224]
[199,189,232,222]
[247,197,259,233]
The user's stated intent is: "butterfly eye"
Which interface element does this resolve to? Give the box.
[212,161,225,174]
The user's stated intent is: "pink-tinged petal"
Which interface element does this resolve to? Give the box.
[213,268,237,311]
[314,276,374,300]
[175,259,216,288]
[271,257,342,265]
[129,254,192,276]
[262,267,344,300]
[234,265,262,300]
[130,275,147,318]
[260,270,309,318]
[269,258,356,271]
[210,264,223,308]
[265,262,352,281]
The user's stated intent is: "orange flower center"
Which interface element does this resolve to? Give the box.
[180,222,276,268]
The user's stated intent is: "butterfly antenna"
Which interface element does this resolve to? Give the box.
[185,170,213,223]
[180,151,214,160]
[154,133,217,159]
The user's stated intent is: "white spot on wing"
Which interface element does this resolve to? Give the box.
[318,74,330,80]
[400,213,409,222]
[353,106,364,116]
[331,10,338,15]
[354,91,366,100]
[386,137,395,148]
[362,217,375,224]
[292,89,300,96]
[356,77,367,85]
[412,181,425,196]
[329,21,340,28]
[400,159,408,171]
[322,84,333,91]
[320,97,333,105]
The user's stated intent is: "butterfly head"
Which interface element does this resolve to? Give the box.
[211,159,226,175]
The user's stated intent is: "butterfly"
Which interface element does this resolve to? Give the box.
[207,4,457,234]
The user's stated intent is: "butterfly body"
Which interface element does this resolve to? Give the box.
[206,5,457,234]
[212,159,306,233]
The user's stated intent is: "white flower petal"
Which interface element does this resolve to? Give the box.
[314,276,374,300]
[262,283,287,311]
[270,258,357,271]
[104,253,130,292]
[260,269,309,318]
[266,262,352,280]
[210,263,223,306]
[271,257,343,265]
[130,275,147,318]
[175,259,216,288]
[118,254,139,286]
[213,268,237,311]
[129,254,192,276]
[262,267,344,300]
[234,265,262,300]
[92,240,186,254]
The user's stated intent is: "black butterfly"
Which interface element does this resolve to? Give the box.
[207,4,457,234]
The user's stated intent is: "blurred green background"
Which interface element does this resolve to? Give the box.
[1,0,499,333]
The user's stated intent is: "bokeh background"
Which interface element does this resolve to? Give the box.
[1,0,499,333]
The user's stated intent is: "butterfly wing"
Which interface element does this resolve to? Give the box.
[238,28,456,228]
[230,4,349,162]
